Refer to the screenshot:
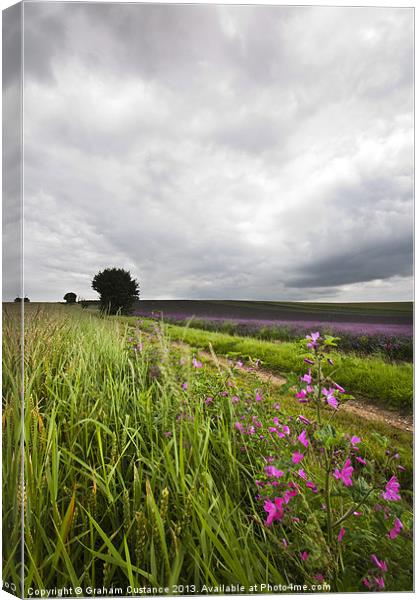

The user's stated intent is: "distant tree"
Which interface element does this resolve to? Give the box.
[14,297,30,303]
[63,292,77,304]
[91,267,140,315]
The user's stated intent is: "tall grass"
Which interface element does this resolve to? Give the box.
[2,306,413,594]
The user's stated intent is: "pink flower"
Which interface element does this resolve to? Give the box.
[163,431,172,438]
[265,466,284,479]
[301,371,312,384]
[374,577,385,589]
[236,360,243,368]
[300,551,309,561]
[334,383,345,393]
[382,475,401,501]
[298,469,307,480]
[255,391,263,402]
[333,458,353,487]
[231,395,240,404]
[234,421,244,433]
[298,430,309,448]
[181,382,188,390]
[371,555,388,572]
[284,487,298,504]
[355,456,366,466]
[298,415,311,425]
[314,574,324,583]
[389,517,403,540]
[264,497,284,526]
[351,436,361,446]
[306,332,320,349]
[292,451,304,464]
[192,357,202,368]
[306,481,318,493]
[295,389,308,402]
[337,528,346,542]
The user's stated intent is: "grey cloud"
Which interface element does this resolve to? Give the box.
[5,2,413,302]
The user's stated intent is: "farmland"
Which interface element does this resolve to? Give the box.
[2,304,413,594]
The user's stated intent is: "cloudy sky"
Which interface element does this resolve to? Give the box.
[4,2,414,301]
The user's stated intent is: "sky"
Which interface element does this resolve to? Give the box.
[3,2,414,302]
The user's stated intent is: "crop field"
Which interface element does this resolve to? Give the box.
[133,301,413,362]
[2,304,413,594]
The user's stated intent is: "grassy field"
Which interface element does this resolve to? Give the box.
[2,305,413,594]
[121,318,413,413]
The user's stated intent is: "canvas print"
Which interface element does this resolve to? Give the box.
[2,1,414,596]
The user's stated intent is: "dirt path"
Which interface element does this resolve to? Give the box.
[189,345,413,434]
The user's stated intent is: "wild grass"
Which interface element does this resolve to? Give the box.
[124,319,413,412]
[2,305,413,594]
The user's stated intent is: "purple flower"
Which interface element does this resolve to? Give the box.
[371,555,388,572]
[255,391,263,402]
[389,517,403,540]
[192,357,203,368]
[292,451,304,464]
[301,371,312,384]
[382,475,401,501]
[298,430,309,448]
[337,528,346,542]
[264,497,284,526]
[333,458,353,487]
[231,395,240,404]
[181,382,188,390]
[306,481,318,493]
[300,551,309,561]
[298,469,307,480]
[265,466,284,479]
[298,415,311,425]
[351,435,361,446]
[306,332,320,349]
[355,456,366,466]
[303,358,314,365]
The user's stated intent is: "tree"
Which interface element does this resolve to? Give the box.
[91,267,139,315]
[14,297,30,303]
[63,292,77,304]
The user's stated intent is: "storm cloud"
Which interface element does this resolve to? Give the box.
[4,2,413,301]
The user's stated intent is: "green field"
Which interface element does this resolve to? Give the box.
[2,305,413,594]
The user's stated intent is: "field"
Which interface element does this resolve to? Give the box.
[132,301,413,363]
[2,304,413,595]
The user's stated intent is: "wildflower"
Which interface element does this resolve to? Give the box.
[306,332,320,349]
[295,389,309,402]
[374,577,385,589]
[301,371,312,384]
[337,528,346,542]
[314,574,324,583]
[333,458,353,487]
[236,360,243,368]
[353,511,362,517]
[255,391,263,402]
[355,456,366,466]
[300,551,309,561]
[234,422,244,433]
[247,426,256,435]
[371,555,387,572]
[192,357,202,368]
[382,475,401,501]
[163,431,172,438]
[292,451,304,464]
[306,481,318,493]
[182,382,188,390]
[298,415,311,425]
[334,383,345,393]
[327,358,334,365]
[322,387,338,409]
[231,395,240,404]
[264,497,285,526]
[265,466,284,479]
[351,435,361,447]
[298,469,307,480]
[389,517,403,540]
[281,538,288,547]
[297,430,309,448]
[304,358,314,365]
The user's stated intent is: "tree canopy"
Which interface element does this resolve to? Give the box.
[91,267,139,315]
[63,292,77,303]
